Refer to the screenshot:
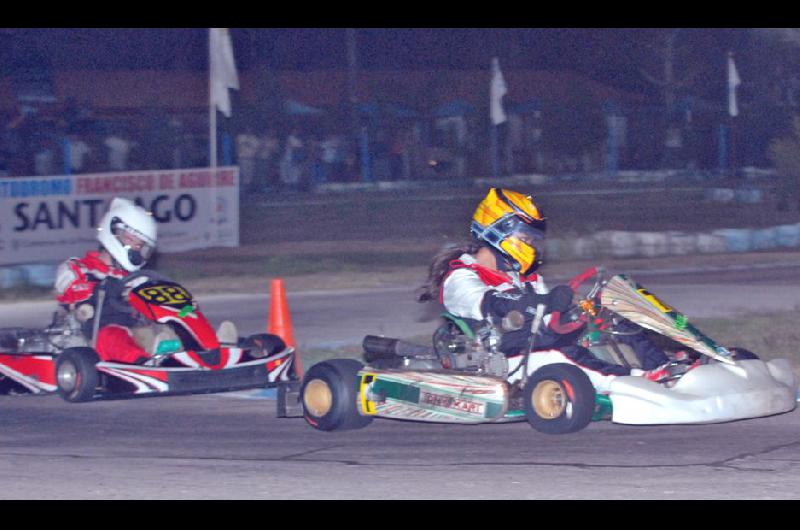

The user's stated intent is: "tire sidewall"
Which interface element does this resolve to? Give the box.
[523,363,596,435]
[55,348,100,403]
[301,359,372,431]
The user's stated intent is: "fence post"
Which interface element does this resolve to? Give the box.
[360,126,372,182]
[63,137,71,175]
[223,132,232,166]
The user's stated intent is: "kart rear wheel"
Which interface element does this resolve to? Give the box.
[524,363,595,434]
[56,348,100,403]
[301,359,372,431]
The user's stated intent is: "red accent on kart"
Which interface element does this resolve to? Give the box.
[267,357,284,372]
[184,347,230,370]
[562,379,575,401]
[549,317,586,335]
[549,266,598,335]
[112,368,169,382]
[0,354,57,386]
[567,266,598,291]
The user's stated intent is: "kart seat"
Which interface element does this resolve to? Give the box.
[132,325,180,355]
[216,321,239,346]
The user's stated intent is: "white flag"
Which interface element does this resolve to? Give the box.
[210,28,240,118]
[728,52,741,117]
[490,57,508,125]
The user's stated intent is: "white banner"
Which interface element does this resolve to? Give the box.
[0,167,240,266]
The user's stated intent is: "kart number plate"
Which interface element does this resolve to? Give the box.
[134,283,193,308]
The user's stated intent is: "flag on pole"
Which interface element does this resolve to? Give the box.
[490,57,508,125]
[727,51,741,118]
[210,28,239,118]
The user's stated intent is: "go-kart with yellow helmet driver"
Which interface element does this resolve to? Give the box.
[296,187,795,434]
[53,197,162,364]
[417,188,681,385]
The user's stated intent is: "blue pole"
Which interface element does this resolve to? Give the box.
[63,137,71,175]
[360,126,372,182]
[222,132,232,166]
[607,116,618,173]
[718,124,728,175]
[490,125,499,177]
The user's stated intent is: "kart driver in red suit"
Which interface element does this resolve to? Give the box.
[54,197,159,364]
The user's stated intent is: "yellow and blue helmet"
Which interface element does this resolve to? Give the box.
[470,188,546,274]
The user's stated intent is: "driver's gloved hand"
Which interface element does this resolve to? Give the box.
[545,284,574,313]
[481,287,550,319]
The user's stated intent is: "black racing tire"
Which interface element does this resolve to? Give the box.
[729,347,760,360]
[241,333,286,359]
[55,348,100,403]
[523,363,596,435]
[300,359,373,432]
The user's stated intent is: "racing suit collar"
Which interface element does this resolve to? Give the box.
[82,250,126,277]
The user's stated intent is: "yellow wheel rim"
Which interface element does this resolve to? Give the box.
[303,379,333,417]
[532,380,567,418]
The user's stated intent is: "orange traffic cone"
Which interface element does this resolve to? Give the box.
[267,278,302,377]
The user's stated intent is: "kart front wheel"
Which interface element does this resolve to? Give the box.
[524,363,595,434]
[56,348,100,403]
[301,359,372,432]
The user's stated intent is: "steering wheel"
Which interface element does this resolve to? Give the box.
[100,269,175,315]
[549,266,606,335]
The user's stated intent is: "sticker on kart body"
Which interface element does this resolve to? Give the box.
[134,283,193,308]
[637,287,689,330]
[360,371,507,422]
[636,288,673,313]
[419,391,486,415]
[359,372,378,415]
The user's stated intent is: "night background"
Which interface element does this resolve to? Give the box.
[3,30,800,499]
[0,28,758,91]
[3,28,800,198]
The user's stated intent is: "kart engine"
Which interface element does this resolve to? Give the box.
[433,319,508,378]
[0,310,89,355]
[45,310,90,351]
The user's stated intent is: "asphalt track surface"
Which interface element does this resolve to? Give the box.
[3,392,800,500]
[1,264,800,499]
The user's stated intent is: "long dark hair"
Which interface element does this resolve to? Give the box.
[416,240,484,303]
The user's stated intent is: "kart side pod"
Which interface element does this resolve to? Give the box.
[357,369,509,424]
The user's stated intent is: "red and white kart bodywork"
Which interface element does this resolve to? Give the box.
[0,271,296,401]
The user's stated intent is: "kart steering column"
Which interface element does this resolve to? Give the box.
[91,287,106,350]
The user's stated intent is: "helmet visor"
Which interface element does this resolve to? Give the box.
[112,222,155,266]
[492,215,545,273]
